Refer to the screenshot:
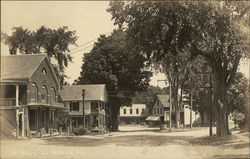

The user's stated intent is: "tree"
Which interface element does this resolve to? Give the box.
[75,29,152,131]
[108,1,249,136]
[1,26,78,84]
[227,72,249,130]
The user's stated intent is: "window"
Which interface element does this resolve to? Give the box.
[142,108,145,114]
[91,102,99,113]
[130,109,133,114]
[136,108,139,114]
[41,85,48,103]
[160,108,163,114]
[30,83,38,102]
[123,109,126,114]
[157,108,159,114]
[42,68,47,75]
[70,102,79,111]
[51,87,56,103]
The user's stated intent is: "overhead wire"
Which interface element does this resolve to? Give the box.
[68,30,113,55]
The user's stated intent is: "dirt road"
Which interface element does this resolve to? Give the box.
[1,126,249,159]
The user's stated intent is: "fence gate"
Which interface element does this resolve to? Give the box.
[0,109,17,139]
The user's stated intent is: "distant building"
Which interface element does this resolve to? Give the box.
[119,104,148,125]
[0,54,64,138]
[146,94,199,127]
[59,84,108,132]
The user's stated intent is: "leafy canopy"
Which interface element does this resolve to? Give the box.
[2,26,78,77]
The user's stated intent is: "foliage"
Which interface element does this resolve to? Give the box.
[1,26,78,84]
[227,72,248,114]
[108,1,249,136]
[73,125,87,135]
[57,110,70,130]
[75,29,152,131]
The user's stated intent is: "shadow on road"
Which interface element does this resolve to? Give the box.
[189,132,250,150]
[117,129,161,133]
[42,135,194,147]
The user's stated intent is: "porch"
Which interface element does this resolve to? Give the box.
[70,113,107,132]
[28,106,61,137]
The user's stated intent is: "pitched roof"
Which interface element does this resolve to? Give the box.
[1,54,46,81]
[1,54,59,86]
[59,84,107,102]
[157,95,170,108]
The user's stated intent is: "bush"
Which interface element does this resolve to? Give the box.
[73,125,86,135]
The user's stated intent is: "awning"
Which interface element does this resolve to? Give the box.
[145,116,160,121]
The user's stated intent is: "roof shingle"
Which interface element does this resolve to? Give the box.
[59,85,107,102]
[157,95,170,108]
[1,54,46,81]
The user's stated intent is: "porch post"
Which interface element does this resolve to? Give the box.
[104,103,106,127]
[36,108,39,131]
[52,109,55,128]
[16,85,19,107]
[15,85,19,138]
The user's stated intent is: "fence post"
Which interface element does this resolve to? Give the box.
[40,128,43,138]
[59,127,62,135]
[67,126,70,136]
[49,128,53,137]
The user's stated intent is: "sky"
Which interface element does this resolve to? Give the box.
[1,1,249,88]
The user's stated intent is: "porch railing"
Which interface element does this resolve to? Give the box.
[0,98,16,106]
[28,101,65,108]
[51,102,64,107]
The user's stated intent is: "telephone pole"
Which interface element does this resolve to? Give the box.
[82,89,86,128]
[209,73,213,136]
[190,89,193,129]
[169,82,172,131]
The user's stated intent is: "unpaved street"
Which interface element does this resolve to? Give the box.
[1,126,249,159]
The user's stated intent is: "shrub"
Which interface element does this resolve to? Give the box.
[73,125,86,135]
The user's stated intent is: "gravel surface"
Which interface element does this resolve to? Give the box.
[1,126,249,159]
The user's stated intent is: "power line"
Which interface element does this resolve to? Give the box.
[69,30,113,54]
[70,45,93,55]
[70,39,96,51]
[107,95,154,99]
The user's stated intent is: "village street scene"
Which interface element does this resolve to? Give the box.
[0,1,249,159]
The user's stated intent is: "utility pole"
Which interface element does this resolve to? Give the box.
[82,89,86,128]
[209,73,213,136]
[190,89,193,129]
[169,82,172,131]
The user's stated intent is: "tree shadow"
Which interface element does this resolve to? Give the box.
[117,129,161,133]
[213,154,249,159]
[190,135,249,149]
[42,135,194,147]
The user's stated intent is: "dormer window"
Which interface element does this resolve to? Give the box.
[42,68,47,75]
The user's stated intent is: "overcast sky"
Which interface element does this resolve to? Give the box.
[1,1,249,87]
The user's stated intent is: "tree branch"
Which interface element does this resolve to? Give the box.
[225,55,241,89]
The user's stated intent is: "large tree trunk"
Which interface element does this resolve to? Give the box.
[172,86,180,128]
[213,75,230,136]
[200,111,204,125]
[109,103,119,132]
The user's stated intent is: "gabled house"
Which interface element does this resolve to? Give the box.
[119,104,148,125]
[146,94,198,127]
[59,84,108,132]
[146,95,175,127]
[0,54,64,138]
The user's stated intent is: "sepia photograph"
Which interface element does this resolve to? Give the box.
[0,1,249,159]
